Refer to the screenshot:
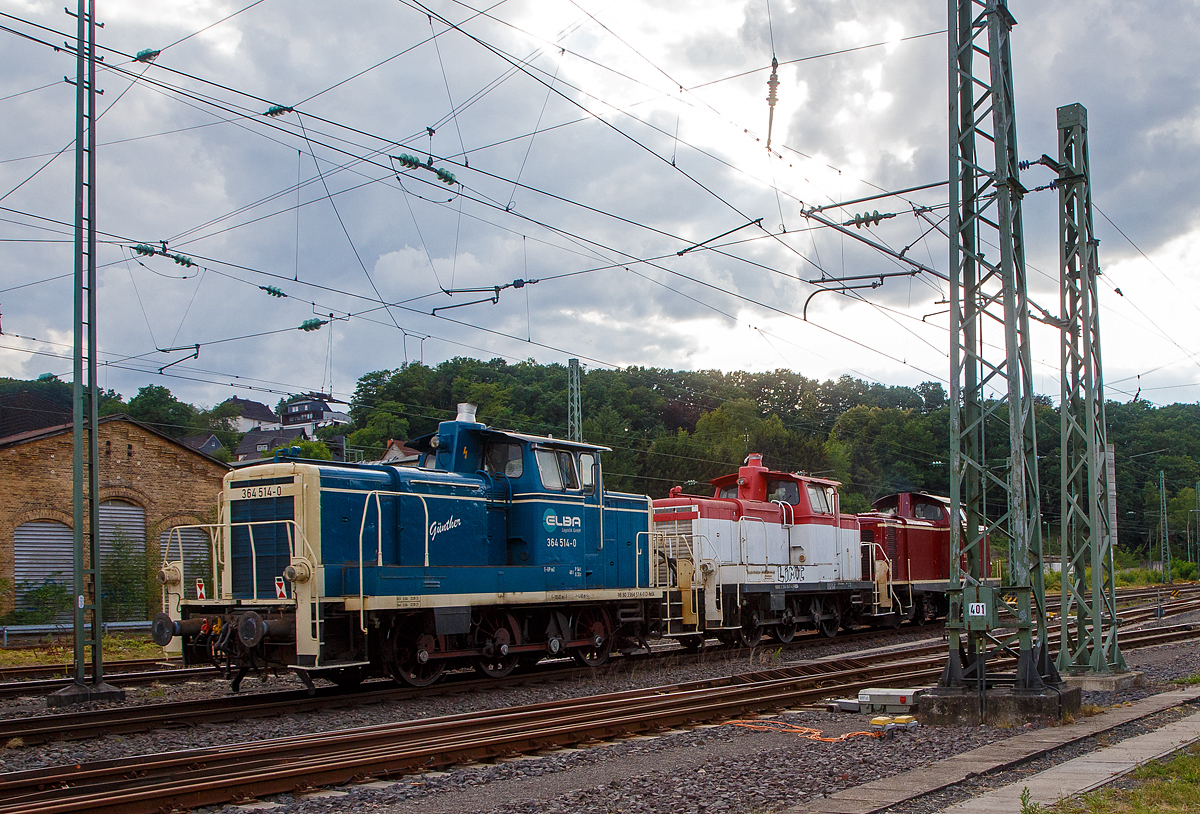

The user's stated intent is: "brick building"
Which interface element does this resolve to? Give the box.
[0,414,229,616]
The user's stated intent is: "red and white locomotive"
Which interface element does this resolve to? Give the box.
[651,453,968,646]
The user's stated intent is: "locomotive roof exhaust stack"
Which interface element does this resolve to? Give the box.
[456,403,478,423]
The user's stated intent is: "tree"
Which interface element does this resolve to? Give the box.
[196,399,241,451]
[263,438,333,460]
[346,402,410,456]
[98,388,127,415]
[11,575,71,624]
[102,528,154,622]
[126,385,196,437]
[916,381,947,414]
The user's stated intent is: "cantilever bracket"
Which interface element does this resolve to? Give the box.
[157,344,199,374]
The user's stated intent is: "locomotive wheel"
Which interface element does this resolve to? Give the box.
[915,593,935,626]
[387,625,445,687]
[906,597,924,625]
[737,614,763,648]
[572,607,612,667]
[773,615,797,644]
[811,597,840,638]
[475,611,521,678]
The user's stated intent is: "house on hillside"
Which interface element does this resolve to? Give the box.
[0,414,229,620]
[280,396,349,436]
[235,426,308,462]
[179,433,225,457]
[379,439,420,465]
[221,396,281,433]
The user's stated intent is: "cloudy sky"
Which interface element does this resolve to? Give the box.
[1,0,1198,413]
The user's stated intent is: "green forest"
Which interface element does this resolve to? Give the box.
[6,359,1200,567]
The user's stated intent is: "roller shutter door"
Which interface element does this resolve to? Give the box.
[13,521,73,612]
[98,500,146,563]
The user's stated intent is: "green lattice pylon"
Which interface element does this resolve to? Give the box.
[943,0,1054,701]
[1056,103,1125,676]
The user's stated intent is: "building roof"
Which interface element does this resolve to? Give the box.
[180,433,225,454]
[0,390,72,439]
[222,396,278,423]
[0,413,231,467]
[380,439,421,463]
[235,426,308,458]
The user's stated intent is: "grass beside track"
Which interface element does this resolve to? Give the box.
[0,635,163,667]
[1044,743,1200,813]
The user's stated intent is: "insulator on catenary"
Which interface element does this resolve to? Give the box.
[260,285,287,298]
[263,104,294,117]
[135,48,160,63]
[843,210,893,229]
[299,318,327,332]
[765,56,780,152]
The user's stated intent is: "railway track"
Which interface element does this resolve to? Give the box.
[0,665,219,700]
[0,658,184,683]
[3,592,1197,747]
[0,582,1191,686]
[1,621,1196,814]
[0,622,936,745]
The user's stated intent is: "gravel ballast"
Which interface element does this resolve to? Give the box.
[2,620,1199,814]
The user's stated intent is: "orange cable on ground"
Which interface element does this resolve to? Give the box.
[727,719,883,742]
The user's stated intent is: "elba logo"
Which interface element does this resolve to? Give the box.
[543,509,581,532]
[429,516,462,541]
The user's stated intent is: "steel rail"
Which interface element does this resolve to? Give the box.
[0,658,179,682]
[0,665,218,699]
[0,656,951,814]
[3,594,1197,746]
[0,623,1196,814]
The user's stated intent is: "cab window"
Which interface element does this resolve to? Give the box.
[767,479,800,505]
[557,451,580,490]
[718,485,738,499]
[485,442,523,478]
[535,449,579,491]
[579,452,595,494]
[915,502,945,521]
[806,483,832,514]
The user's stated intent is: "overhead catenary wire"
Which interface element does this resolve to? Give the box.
[4,175,957,397]
[2,4,1152,420]
[0,5,950,309]
[295,113,404,330]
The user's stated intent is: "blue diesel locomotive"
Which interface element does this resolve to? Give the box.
[153,404,658,689]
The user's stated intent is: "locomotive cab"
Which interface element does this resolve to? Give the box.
[154,403,656,691]
[857,492,979,625]
[653,453,875,647]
